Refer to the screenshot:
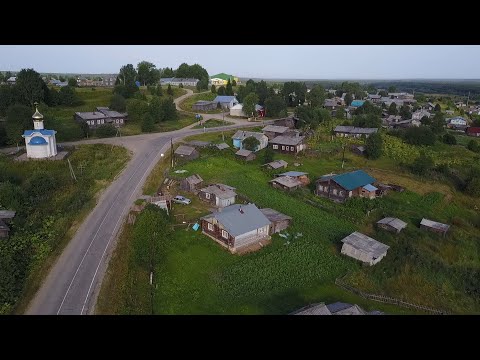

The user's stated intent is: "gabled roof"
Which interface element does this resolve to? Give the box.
[270,135,305,146]
[75,112,107,120]
[259,208,292,222]
[235,149,254,157]
[270,176,302,188]
[231,131,266,142]
[210,73,234,81]
[262,125,290,134]
[265,159,288,169]
[420,218,450,232]
[0,210,16,219]
[377,217,407,231]
[292,303,332,315]
[203,203,271,237]
[334,126,378,135]
[279,171,308,177]
[0,219,9,231]
[214,96,238,103]
[200,184,236,199]
[341,232,390,257]
[326,302,367,315]
[319,170,376,191]
[23,129,56,136]
[175,145,197,156]
[183,174,203,185]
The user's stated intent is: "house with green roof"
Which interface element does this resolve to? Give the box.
[210,73,239,86]
[315,170,378,202]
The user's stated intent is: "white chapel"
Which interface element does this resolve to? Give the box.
[22,103,57,159]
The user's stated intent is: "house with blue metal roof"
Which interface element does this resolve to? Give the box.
[213,95,239,109]
[200,203,272,253]
[315,170,377,202]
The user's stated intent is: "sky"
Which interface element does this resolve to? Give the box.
[0,45,479,79]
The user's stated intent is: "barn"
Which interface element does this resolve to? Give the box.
[340,232,390,266]
[180,174,204,193]
[259,208,292,234]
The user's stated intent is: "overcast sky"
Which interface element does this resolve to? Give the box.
[1,45,479,79]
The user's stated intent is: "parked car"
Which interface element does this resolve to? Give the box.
[173,195,191,205]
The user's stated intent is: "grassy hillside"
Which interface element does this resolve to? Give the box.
[0,144,130,314]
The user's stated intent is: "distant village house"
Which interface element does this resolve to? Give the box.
[198,184,237,208]
[315,170,377,202]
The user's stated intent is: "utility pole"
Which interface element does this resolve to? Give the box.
[170,138,174,168]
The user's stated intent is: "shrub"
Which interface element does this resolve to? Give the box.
[96,124,117,138]
[442,133,457,145]
[411,152,434,176]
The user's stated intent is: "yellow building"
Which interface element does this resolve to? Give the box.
[209,73,239,86]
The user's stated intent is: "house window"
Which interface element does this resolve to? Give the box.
[205,193,211,199]
[333,189,338,195]
[281,146,285,150]
[222,230,229,239]
[339,191,344,196]
[290,146,295,151]
[207,223,214,231]
[273,145,278,149]
[318,185,324,192]
[258,227,265,234]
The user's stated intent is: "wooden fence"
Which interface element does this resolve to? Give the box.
[335,276,449,315]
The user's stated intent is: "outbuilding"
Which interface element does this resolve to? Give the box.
[340,231,390,265]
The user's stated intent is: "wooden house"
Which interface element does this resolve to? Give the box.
[200,204,271,253]
[262,125,290,140]
[334,126,378,138]
[174,145,199,162]
[180,174,204,192]
[198,184,237,208]
[270,176,302,191]
[420,218,450,236]
[263,159,288,170]
[0,210,15,239]
[259,208,292,234]
[376,217,407,234]
[273,116,300,129]
[235,149,256,161]
[340,232,390,266]
[0,220,9,239]
[269,133,306,154]
[276,171,309,185]
[231,131,268,151]
[315,170,377,202]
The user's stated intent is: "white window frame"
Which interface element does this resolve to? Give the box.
[318,185,324,192]
[222,230,229,239]
[205,193,211,199]
[273,144,278,149]
[290,146,295,151]
[333,189,338,195]
[207,223,214,231]
[281,146,285,150]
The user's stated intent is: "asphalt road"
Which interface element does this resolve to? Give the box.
[26,118,273,315]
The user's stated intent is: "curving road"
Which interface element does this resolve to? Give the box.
[26,90,273,315]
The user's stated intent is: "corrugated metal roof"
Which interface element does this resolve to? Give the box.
[330,170,376,191]
[262,125,290,133]
[270,135,305,146]
[362,184,378,192]
[214,96,237,103]
[270,176,302,188]
[266,160,288,169]
[184,174,203,185]
[377,217,407,231]
[23,129,56,136]
[232,131,266,142]
[235,149,254,157]
[207,204,271,237]
[279,171,308,177]
[420,218,450,232]
[0,210,16,219]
